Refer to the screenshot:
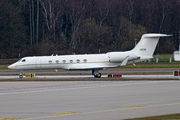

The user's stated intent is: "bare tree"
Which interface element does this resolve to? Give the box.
[98,0,110,27]
[62,0,87,52]
[32,0,35,43]
[127,0,134,37]
[39,0,61,41]
[29,0,32,46]
[36,0,39,44]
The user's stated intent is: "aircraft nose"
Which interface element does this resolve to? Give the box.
[8,64,16,70]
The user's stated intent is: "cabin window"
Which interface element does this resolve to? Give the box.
[22,59,26,62]
[56,60,59,64]
[62,60,66,63]
[76,59,80,63]
[69,60,73,63]
[83,59,87,63]
[49,60,52,64]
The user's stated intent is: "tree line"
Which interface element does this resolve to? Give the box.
[0,0,179,58]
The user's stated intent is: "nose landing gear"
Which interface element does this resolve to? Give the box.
[19,71,24,79]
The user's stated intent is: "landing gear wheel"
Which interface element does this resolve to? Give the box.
[92,69,102,78]
[19,74,23,79]
[94,73,101,78]
[19,70,24,79]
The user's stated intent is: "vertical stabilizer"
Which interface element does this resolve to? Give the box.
[132,34,171,57]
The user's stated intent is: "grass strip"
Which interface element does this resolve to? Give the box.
[125,113,180,120]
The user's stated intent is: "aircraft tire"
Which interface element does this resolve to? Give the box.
[94,73,101,78]
[19,75,23,79]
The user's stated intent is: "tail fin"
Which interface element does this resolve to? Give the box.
[132,34,171,57]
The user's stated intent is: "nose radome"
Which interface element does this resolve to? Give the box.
[8,65,12,69]
[8,64,16,69]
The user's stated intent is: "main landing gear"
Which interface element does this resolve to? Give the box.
[92,69,101,78]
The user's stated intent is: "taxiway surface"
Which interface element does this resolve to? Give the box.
[0,69,178,79]
[0,69,175,75]
[0,81,180,120]
[0,74,179,79]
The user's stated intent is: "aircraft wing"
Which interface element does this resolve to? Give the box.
[67,64,115,70]
[68,67,104,71]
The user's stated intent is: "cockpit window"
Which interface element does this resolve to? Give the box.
[22,59,26,62]
[18,59,22,62]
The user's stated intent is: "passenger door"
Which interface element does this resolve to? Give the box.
[35,58,41,68]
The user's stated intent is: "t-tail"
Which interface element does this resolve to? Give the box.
[132,33,172,60]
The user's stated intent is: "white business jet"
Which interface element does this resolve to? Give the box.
[8,33,171,78]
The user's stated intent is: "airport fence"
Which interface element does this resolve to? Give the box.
[146,58,174,63]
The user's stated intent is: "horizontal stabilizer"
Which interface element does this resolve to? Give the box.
[143,34,172,38]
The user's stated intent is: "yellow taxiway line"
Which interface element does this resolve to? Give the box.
[0,118,19,120]
[19,102,180,120]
